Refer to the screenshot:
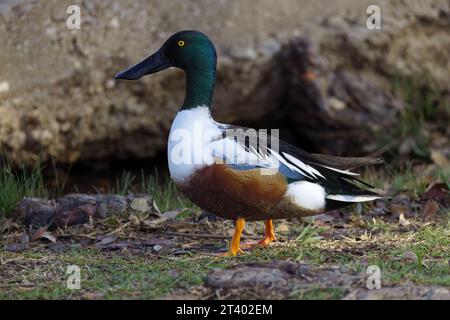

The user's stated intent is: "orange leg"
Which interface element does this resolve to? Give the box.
[240,219,277,250]
[258,219,276,247]
[224,218,246,257]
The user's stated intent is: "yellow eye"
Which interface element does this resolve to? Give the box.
[177,40,185,47]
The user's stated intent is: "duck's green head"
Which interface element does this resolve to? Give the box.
[115,30,216,80]
[115,30,217,108]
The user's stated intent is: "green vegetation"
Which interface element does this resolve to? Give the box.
[110,170,195,212]
[363,162,438,198]
[379,75,449,160]
[140,171,194,212]
[0,163,47,218]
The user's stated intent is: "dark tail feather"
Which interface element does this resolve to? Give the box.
[311,154,384,170]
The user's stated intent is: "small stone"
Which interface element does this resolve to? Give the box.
[6,243,28,252]
[329,97,346,111]
[109,17,120,29]
[0,81,10,93]
[128,214,140,225]
[106,79,116,89]
[403,251,418,261]
[153,244,162,252]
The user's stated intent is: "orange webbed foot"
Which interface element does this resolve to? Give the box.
[217,218,277,257]
[257,235,276,247]
[219,247,246,257]
[257,219,276,247]
[236,220,277,251]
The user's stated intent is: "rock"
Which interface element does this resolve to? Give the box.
[17,194,155,227]
[97,195,128,217]
[54,194,99,226]
[1,0,449,164]
[403,251,418,262]
[6,242,28,252]
[204,261,364,299]
[204,262,450,300]
[16,198,56,226]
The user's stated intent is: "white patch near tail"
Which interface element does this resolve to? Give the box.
[326,194,382,202]
[286,181,326,210]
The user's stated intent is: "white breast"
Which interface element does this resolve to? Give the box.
[167,106,222,183]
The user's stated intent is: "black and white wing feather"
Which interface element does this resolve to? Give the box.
[213,124,384,209]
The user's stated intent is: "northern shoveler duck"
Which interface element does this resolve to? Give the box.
[115,30,383,256]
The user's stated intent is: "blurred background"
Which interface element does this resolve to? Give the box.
[0,0,449,193]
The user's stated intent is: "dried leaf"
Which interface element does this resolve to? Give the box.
[128,214,141,226]
[390,203,408,216]
[399,213,411,226]
[144,210,181,226]
[176,228,195,233]
[31,227,46,242]
[422,182,449,204]
[276,223,290,233]
[41,232,57,243]
[422,199,439,222]
[130,198,151,213]
[31,227,56,243]
[0,218,16,233]
[430,150,450,168]
[96,235,117,245]
[83,292,105,300]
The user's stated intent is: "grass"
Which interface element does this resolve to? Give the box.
[109,170,194,212]
[362,161,450,199]
[438,167,450,190]
[378,75,449,161]
[0,248,225,299]
[0,163,48,218]
[1,221,448,299]
[364,225,449,286]
[140,171,194,212]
